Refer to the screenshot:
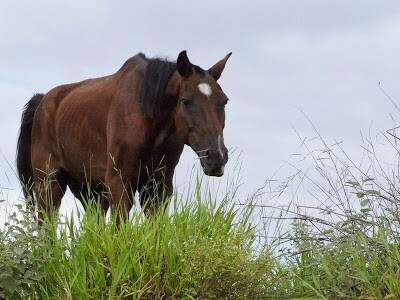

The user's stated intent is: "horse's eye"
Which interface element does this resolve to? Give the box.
[181,98,193,106]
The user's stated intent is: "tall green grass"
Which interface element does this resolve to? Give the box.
[4,111,400,298]
[0,188,275,299]
[3,167,400,299]
[2,171,400,299]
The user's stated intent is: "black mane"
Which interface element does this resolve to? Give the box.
[139,57,177,118]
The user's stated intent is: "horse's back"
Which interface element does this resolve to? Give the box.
[36,52,147,130]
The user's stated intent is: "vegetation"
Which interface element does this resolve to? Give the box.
[0,191,275,299]
[3,167,400,299]
[3,117,400,299]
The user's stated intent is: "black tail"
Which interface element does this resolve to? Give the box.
[16,93,44,209]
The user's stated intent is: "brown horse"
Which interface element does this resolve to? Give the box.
[16,50,231,222]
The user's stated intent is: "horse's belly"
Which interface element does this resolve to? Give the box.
[60,144,107,182]
[55,97,109,182]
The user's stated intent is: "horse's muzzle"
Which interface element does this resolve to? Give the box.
[200,147,228,177]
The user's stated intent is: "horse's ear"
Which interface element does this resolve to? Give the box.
[208,52,232,81]
[177,50,193,78]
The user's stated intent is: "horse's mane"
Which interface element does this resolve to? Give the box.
[139,56,177,118]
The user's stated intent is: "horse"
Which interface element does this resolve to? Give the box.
[16,50,231,223]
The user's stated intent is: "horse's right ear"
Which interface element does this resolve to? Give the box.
[177,50,193,78]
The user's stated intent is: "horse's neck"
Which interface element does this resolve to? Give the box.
[151,113,176,149]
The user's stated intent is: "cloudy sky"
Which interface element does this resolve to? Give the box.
[1,1,400,222]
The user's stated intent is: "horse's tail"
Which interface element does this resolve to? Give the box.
[16,93,44,209]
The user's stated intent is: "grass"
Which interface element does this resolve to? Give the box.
[3,112,400,298]
[3,175,400,299]
[3,155,400,299]
[0,186,276,299]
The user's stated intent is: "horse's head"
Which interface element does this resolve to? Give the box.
[171,51,231,177]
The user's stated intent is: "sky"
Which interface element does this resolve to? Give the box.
[1,1,400,224]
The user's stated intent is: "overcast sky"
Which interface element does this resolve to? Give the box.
[1,1,400,223]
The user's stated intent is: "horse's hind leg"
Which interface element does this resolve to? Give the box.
[33,160,67,224]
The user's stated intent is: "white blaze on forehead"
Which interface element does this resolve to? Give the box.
[198,83,212,96]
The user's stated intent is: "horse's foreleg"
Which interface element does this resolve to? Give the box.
[139,178,173,217]
[105,170,135,225]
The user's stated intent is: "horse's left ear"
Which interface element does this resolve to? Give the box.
[208,52,232,81]
[177,50,193,78]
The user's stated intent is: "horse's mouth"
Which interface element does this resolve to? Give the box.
[204,167,224,177]
[200,159,225,177]
[193,143,228,177]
